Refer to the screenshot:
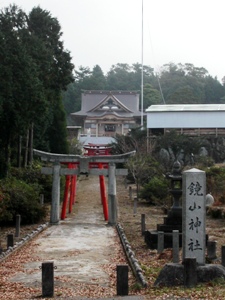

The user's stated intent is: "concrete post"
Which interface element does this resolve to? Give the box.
[108,163,117,225]
[117,265,128,296]
[173,230,179,263]
[157,231,164,254]
[51,163,61,224]
[15,214,21,238]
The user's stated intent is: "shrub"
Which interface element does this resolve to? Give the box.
[196,156,215,168]
[139,176,169,205]
[0,177,46,225]
[206,167,225,203]
[207,207,225,219]
[0,188,12,223]
[10,164,53,203]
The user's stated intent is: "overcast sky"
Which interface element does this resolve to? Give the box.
[1,0,225,81]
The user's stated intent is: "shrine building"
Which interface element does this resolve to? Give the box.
[70,90,143,137]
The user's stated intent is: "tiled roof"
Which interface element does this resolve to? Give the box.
[79,136,115,145]
[71,91,141,117]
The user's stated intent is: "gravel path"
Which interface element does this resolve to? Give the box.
[0,175,132,299]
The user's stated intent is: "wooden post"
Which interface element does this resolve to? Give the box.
[61,174,70,220]
[7,234,14,249]
[184,258,197,288]
[141,214,146,235]
[15,214,21,238]
[42,261,54,297]
[221,246,225,267]
[133,196,137,215]
[99,163,108,221]
[129,186,132,200]
[207,240,217,260]
[117,265,128,296]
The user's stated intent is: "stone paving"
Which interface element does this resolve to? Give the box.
[9,175,130,296]
[3,173,203,299]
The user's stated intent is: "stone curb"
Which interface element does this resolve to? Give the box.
[116,223,148,288]
[0,222,49,262]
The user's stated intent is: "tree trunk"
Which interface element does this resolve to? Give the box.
[17,135,22,168]
[23,129,29,168]
[28,123,34,166]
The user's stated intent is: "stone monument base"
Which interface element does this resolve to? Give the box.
[144,230,182,249]
[154,263,225,286]
[145,230,208,250]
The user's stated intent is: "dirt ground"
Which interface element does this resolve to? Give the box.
[1,175,225,299]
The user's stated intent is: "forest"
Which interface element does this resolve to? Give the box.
[63,63,225,124]
[0,4,74,177]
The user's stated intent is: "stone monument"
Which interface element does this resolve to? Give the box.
[154,168,225,287]
[182,168,206,265]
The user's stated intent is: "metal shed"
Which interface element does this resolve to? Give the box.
[146,104,225,129]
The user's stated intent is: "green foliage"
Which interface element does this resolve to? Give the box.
[139,176,169,204]
[130,282,142,292]
[110,128,147,155]
[68,138,82,155]
[206,167,225,202]
[0,177,46,225]
[64,62,225,127]
[47,94,69,154]
[110,134,136,154]
[0,188,12,223]
[126,154,160,185]
[143,83,161,108]
[9,164,53,202]
[154,130,202,170]
[196,156,215,168]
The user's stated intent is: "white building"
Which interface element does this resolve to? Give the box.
[146,104,225,133]
[146,104,225,151]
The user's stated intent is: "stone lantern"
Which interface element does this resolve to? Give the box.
[165,160,182,227]
[145,160,183,249]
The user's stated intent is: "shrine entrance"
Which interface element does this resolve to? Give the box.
[34,149,135,225]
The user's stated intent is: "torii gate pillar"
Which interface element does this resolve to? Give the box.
[108,163,116,225]
[51,162,61,224]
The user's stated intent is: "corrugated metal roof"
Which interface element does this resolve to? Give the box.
[146,104,225,112]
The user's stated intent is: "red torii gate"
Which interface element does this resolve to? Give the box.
[61,143,112,221]
[34,149,135,225]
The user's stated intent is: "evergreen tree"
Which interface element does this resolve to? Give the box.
[0,5,74,176]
